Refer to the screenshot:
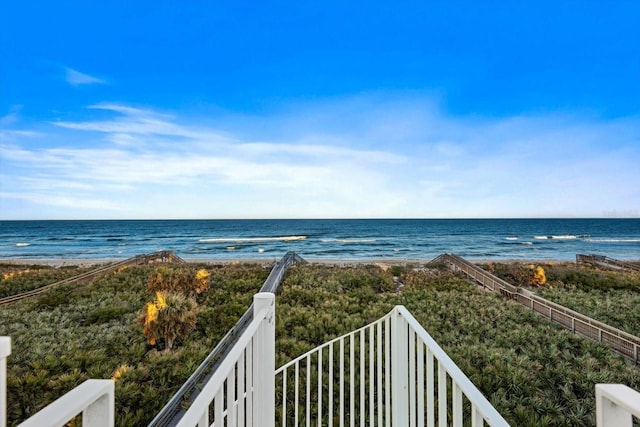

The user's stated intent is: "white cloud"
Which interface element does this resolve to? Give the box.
[1,191,122,211]
[64,67,107,86]
[1,98,639,219]
[1,112,19,127]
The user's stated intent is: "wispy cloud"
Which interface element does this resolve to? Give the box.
[1,112,19,127]
[1,191,122,211]
[64,67,107,86]
[1,96,639,219]
[0,109,41,142]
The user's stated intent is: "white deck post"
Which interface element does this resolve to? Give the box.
[82,388,115,427]
[253,293,275,427]
[391,308,408,426]
[1,337,10,427]
[596,384,640,427]
[17,380,114,427]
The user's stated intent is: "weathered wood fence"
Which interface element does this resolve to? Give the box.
[577,254,640,272]
[431,253,640,365]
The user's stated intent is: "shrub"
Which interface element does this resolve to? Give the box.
[147,267,210,297]
[532,265,547,286]
[390,265,406,277]
[140,291,197,351]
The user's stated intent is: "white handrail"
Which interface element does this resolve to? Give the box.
[176,292,275,427]
[596,384,640,427]
[275,306,511,426]
[394,306,510,426]
[1,337,10,427]
[17,379,114,427]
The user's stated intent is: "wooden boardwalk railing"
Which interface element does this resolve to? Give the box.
[431,253,640,365]
[431,253,519,298]
[0,251,185,306]
[577,254,640,272]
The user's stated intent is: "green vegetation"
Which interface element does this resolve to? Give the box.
[1,260,639,426]
[146,266,211,296]
[487,262,640,336]
[0,263,269,426]
[0,264,93,298]
[140,291,198,350]
[141,266,211,350]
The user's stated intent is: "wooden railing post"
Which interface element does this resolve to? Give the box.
[391,308,408,426]
[253,293,275,427]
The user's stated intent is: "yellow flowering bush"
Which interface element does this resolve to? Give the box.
[111,364,130,381]
[532,266,547,286]
[512,264,548,287]
[194,269,210,294]
[2,269,31,280]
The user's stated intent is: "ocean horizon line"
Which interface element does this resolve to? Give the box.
[2,217,639,222]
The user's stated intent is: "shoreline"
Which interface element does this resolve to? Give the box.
[0,256,599,269]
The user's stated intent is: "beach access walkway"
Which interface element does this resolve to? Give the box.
[0,251,184,306]
[431,253,640,365]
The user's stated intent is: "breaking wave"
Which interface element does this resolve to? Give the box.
[585,238,640,243]
[533,235,589,240]
[321,238,378,244]
[199,235,307,243]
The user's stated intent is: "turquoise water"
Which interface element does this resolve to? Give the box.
[0,219,638,261]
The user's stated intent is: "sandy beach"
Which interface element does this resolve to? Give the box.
[0,256,586,269]
[0,257,427,268]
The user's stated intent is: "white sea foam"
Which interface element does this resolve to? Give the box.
[505,237,519,241]
[15,243,30,247]
[520,242,533,245]
[585,238,640,243]
[321,238,377,243]
[199,235,307,243]
[534,235,579,240]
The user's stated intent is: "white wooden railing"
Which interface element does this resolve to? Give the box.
[1,337,9,427]
[1,335,114,427]
[3,293,640,426]
[275,306,510,427]
[596,384,640,427]
[16,380,114,427]
[176,292,276,427]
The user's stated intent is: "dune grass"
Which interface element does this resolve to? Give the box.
[0,261,639,426]
[486,262,640,337]
[0,264,94,299]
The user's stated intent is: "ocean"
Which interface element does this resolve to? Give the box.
[0,219,639,262]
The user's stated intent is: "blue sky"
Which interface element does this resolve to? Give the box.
[1,1,639,219]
